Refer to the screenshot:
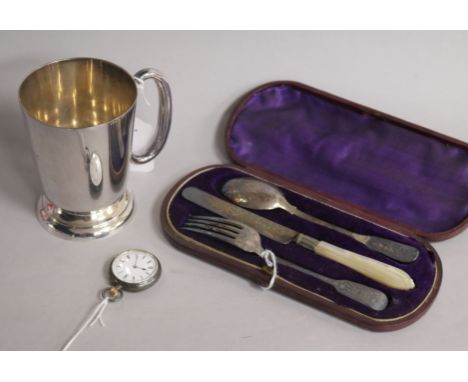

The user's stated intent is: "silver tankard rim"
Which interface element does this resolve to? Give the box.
[18,57,138,130]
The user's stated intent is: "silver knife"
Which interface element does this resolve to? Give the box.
[182,187,415,290]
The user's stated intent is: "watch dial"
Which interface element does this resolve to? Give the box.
[111,250,159,285]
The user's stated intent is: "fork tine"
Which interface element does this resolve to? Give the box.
[187,217,241,234]
[189,215,244,229]
[181,226,236,245]
[184,221,238,238]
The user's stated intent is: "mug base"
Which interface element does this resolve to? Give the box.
[36,192,134,240]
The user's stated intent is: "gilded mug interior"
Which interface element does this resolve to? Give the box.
[19,58,137,128]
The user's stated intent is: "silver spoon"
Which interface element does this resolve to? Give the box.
[222,178,419,263]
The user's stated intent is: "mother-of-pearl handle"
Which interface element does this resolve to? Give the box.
[295,234,415,290]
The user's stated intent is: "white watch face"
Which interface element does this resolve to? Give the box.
[111,250,159,286]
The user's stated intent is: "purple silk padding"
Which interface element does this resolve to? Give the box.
[168,167,437,320]
[228,84,468,234]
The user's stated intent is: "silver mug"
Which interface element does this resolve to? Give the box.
[19,58,172,239]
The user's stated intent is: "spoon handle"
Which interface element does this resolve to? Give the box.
[292,209,419,263]
[276,257,388,311]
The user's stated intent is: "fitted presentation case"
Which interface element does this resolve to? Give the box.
[161,81,468,330]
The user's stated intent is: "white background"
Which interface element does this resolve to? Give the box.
[1,31,467,350]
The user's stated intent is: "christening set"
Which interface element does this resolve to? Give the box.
[18,57,468,346]
[161,81,468,331]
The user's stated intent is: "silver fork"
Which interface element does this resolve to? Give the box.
[182,215,389,311]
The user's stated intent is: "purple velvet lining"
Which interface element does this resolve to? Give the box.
[228,84,468,233]
[168,167,437,320]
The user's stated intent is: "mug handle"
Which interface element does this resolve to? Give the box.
[132,68,172,164]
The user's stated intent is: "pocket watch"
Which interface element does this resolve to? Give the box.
[62,249,162,350]
[110,249,162,292]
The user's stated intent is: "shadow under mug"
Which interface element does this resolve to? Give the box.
[19,57,172,239]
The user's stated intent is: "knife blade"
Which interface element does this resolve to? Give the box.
[182,186,300,244]
[181,187,415,290]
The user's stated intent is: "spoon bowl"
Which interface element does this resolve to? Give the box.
[222,178,292,211]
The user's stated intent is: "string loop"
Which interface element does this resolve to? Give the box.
[61,287,122,351]
[259,249,278,290]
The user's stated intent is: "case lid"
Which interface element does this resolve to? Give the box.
[226,81,468,241]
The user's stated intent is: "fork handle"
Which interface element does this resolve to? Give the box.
[295,234,415,290]
[275,257,388,311]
